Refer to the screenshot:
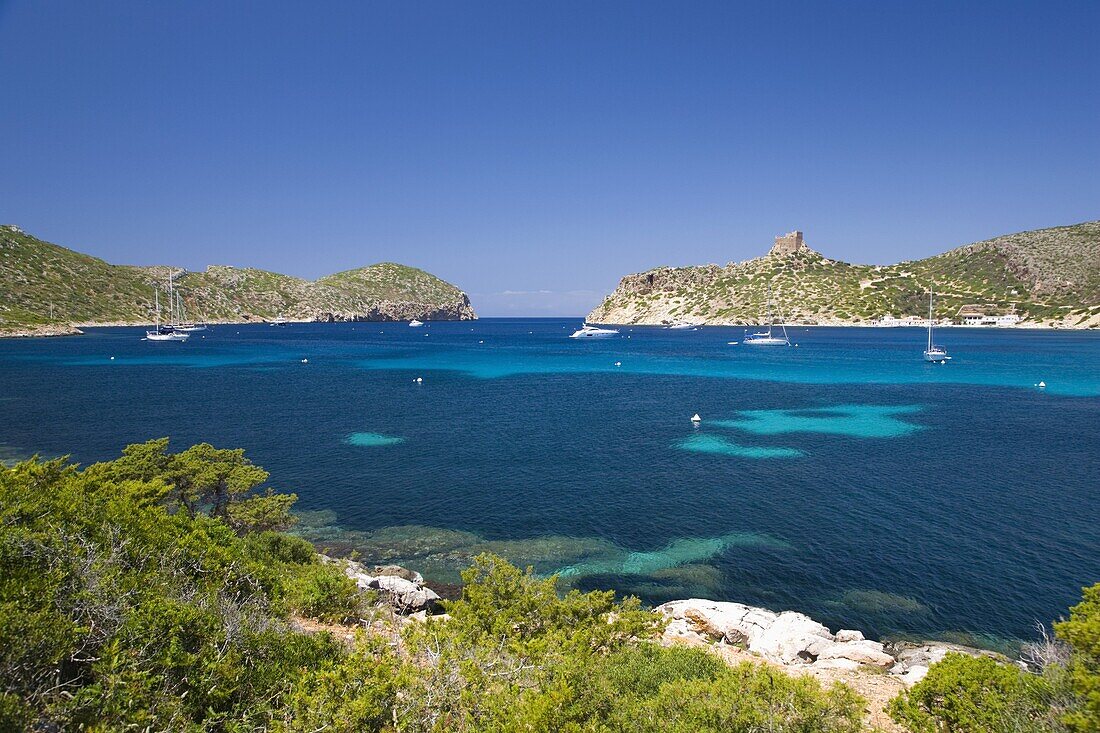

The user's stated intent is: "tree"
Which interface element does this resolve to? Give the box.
[1056,583,1100,732]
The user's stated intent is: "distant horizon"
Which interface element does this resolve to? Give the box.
[2,1,1098,316]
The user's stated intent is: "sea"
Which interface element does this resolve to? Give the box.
[1,319,1097,649]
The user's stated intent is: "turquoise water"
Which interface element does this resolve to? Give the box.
[346,432,405,447]
[0,320,1097,644]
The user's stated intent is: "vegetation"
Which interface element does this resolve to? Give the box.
[1,440,866,731]
[588,220,1100,327]
[888,586,1100,732]
[0,225,474,331]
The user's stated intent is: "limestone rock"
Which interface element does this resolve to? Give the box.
[818,639,895,667]
[836,629,865,643]
[320,555,442,615]
[749,611,835,664]
[367,575,443,614]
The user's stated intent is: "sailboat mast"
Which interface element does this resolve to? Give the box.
[154,288,160,329]
[766,284,773,337]
[927,288,934,350]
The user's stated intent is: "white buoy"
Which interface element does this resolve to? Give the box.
[1038,381,1046,388]
[301,359,308,363]
[479,340,484,344]
[109,356,115,360]
[690,413,701,423]
[614,361,622,367]
[416,377,423,383]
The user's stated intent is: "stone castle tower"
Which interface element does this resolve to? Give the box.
[770,231,806,256]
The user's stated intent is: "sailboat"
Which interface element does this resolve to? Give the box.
[145,284,189,341]
[174,291,208,332]
[743,284,790,346]
[923,287,950,362]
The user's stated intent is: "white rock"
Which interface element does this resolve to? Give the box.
[899,665,929,686]
[835,629,865,643]
[368,574,443,613]
[818,639,895,667]
[749,611,835,664]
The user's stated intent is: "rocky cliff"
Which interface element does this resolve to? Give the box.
[588,222,1100,328]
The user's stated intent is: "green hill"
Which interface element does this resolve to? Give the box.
[0,225,475,333]
[587,221,1100,328]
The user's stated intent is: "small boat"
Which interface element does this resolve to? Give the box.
[409,319,424,327]
[270,316,288,327]
[667,321,698,330]
[743,284,790,346]
[569,323,619,338]
[923,287,951,363]
[145,287,189,342]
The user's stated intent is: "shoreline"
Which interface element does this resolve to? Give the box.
[4,317,1097,339]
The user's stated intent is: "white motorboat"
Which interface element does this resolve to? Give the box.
[569,323,619,338]
[409,319,424,327]
[667,321,698,330]
[923,287,951,362]
[145,287,189,341]
[270,316,288,327]
[743,284,790,346]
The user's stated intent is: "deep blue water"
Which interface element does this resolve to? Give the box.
[1,319,1098,646]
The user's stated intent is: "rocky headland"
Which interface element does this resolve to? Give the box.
[0,225,476,335]
[588,221,1100,329]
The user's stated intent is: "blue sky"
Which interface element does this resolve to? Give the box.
[1,1,1097,316]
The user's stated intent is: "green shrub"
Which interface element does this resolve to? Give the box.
[1056,583,1100,732]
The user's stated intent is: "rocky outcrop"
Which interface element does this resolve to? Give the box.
[322,556,443,614]
[312,292,476,323]
[0,323,83,338]
[657,598,993,686]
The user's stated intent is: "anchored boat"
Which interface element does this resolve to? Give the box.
[923,287,951,363]
[743,284,790,346]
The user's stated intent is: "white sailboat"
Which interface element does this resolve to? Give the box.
[569,323,619,338]
[173,291,207,332]
[923,287,950,362]
[743,284,790,346]
[145,284,189,342]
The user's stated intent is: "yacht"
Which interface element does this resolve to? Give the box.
[667,321,698,330]
[408,319,424,327]
[923,287,951,363]
[569,323,619,338]
[173,293,207,332]
[742,284,790,346]
[145,287,189,342]
[270,316,288,327]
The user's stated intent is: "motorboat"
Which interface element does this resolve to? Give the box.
[667,321,698,330]
[270,316,288,326]
[743,284,790,346]
[569,323,619,338]
[923,287,951,362]
[409,319,424,327]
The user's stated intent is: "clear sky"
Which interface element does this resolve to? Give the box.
[1,1,1097,316]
